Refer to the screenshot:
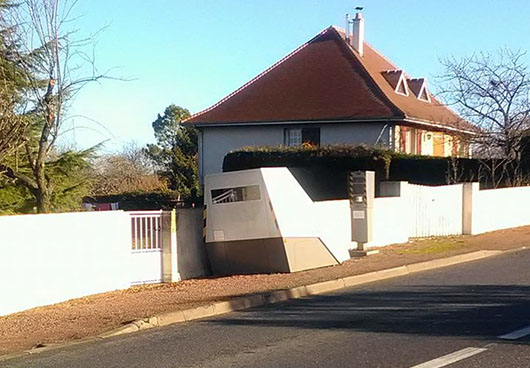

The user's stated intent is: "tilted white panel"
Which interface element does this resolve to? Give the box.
[205,169,280,242]
[261,167,351,263]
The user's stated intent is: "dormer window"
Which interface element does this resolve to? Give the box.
[395,78,408,95]
[408,78,431,103]
[382,70,409,96]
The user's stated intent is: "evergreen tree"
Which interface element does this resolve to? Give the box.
[146,105,199,200]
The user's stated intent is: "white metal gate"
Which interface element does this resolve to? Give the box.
[409,184,463,237]
[129,211,163,285]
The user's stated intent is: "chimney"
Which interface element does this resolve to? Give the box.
[345,13,350,43]
[351,11,364,57]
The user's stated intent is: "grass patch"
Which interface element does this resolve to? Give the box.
[402,237,467,255]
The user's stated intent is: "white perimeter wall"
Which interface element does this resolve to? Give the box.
[472,185,530,234]
[367,197,410,248]
[0,211,131,316]
[262,168,352,262]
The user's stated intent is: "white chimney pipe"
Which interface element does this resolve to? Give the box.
[352,12,364,57]
[345,13,350,43]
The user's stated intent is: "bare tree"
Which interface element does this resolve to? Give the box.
[438,48,530,187]
[0,0,111,212]
[91,143,167,196]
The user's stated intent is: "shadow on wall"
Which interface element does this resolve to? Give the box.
[206,284,530,339]
[289,167,349,201]
[288,167,386,200]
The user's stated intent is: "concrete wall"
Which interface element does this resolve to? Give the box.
[175,208,210,279]
[199,122,391,182]
[367,197,410,248]
[161,209,210,281]
[313,200,352,261]
[470,184,530,235]
[0,211,131,316]
[204,168,530,275]
[261,168,352,263]
[205,168,352,264]
[204,169,280,243]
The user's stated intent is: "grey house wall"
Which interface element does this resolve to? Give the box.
[198,122,392,183]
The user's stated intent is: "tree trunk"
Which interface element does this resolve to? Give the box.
[35,190,51,213]
[35,159,51,213]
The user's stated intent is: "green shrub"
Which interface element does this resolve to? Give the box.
[84,190,191,211]
[223,145,481,186]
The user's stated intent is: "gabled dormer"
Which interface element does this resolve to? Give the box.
[408,78,431,103]
[381,70,409,96]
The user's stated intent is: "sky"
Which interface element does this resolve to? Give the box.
[64,0,530,153]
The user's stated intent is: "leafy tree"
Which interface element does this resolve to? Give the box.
[0,146,94,213]
[0,1,30,163]
[146,105,199,200]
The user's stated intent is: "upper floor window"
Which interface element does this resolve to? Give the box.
[284,127,320,147]
[382,70,409,96]
[408,78,431,103]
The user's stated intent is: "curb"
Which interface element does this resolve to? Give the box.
[2,246,526,362]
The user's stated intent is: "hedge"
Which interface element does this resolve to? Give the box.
[83,190,200,211]
[222,145,488,200]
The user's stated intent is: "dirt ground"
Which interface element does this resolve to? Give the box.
[1,226,530,356]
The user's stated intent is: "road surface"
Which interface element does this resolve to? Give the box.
[4,249,530,368]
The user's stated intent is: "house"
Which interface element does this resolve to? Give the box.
[185,12,477,184]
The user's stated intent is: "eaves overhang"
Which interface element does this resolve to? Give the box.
[187,116,405,128]
[402,117,479,136]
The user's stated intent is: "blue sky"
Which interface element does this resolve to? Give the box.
[65,0,530,152]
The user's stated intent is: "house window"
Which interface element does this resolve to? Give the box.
[284,128,302,146]
[284,127,320,146]
[397,126,420,154]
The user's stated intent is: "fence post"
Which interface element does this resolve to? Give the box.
[462,182,479,235]
[170,209,180,282]
[162,210,181,282]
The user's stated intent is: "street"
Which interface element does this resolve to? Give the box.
[4,249,530,368]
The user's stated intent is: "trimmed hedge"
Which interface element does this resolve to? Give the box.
[224,145,481,183]
[84,190,200,211]
[223,145,484,200]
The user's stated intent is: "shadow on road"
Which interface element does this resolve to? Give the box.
[207,285,530,341]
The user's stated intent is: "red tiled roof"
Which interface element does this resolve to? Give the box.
[186,26,476,133]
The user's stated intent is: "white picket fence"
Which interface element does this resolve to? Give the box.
[408,184,463,238]
[130,211,164,285]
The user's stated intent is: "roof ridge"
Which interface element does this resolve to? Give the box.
[184,27,334,123]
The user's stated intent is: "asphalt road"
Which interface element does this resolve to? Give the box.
[4,249,530,368]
